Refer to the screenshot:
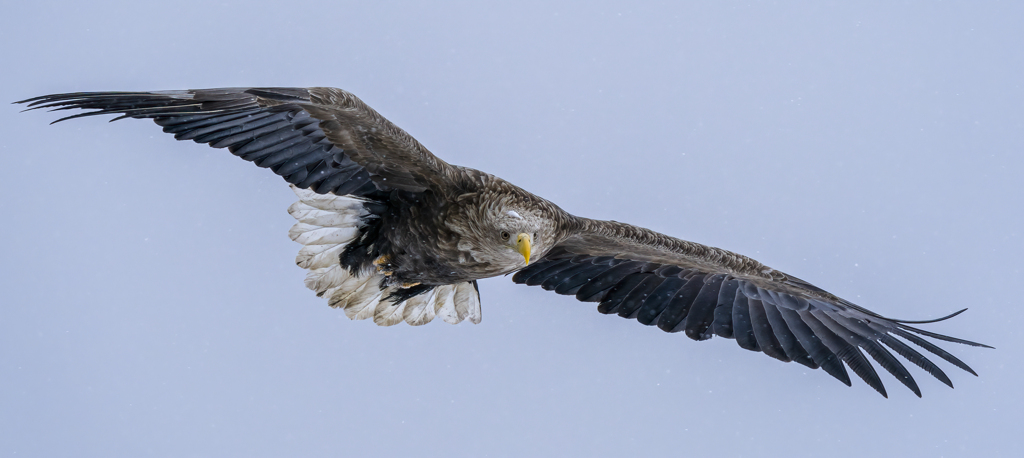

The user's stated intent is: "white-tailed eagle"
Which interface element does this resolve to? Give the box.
[17,87,988,397]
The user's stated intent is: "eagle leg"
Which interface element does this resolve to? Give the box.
[373,254,394,276]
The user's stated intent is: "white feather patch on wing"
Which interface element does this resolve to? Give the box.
[454,282,483,324]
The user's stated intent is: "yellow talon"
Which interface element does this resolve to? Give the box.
[374,255,394,275]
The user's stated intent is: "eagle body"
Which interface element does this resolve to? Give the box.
[334,167,569,293]
[18,86,988,397]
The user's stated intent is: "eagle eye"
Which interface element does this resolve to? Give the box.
[501,231,510,240]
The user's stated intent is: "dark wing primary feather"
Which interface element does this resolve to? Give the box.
[513,218,989,397]
[16,87,459,196]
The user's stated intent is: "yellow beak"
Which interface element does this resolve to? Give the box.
[516,232,532,265]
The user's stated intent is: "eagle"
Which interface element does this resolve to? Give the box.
[18,87,987,397]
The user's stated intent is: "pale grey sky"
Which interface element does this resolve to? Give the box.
[2,1,1021,457]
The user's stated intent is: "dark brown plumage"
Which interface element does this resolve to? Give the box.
[17,86,988,397]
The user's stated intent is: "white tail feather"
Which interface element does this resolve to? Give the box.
[290,188,370,213]
[304,265,351,296]
[288,185,482,327]
[434,285,460,324]
[342,278,383,320]
[402,292,436,326]
[374,291,406,326]
[454,282,483,324]
[295,244,345,270]
[288,201,363,227]
[288,223,359,246]
[326,273,376,308]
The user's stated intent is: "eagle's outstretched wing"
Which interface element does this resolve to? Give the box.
[17,87,459,195]
[514,218,988,397]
